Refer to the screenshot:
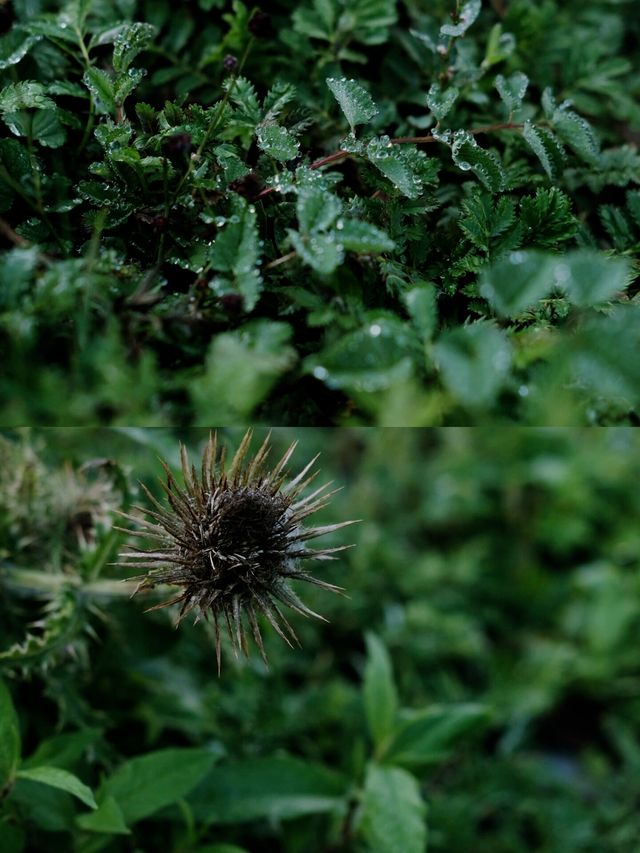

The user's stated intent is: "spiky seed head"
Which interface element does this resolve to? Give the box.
[115,431,355,671]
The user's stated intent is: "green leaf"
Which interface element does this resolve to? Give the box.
[113,68,146,106]
[338,219,395,253]
[289,229,344,274]
[495,72,529,114]
[552,108,599,165]
[360,764,427,853]
[480,249,628,315]
[519,187,577,248]
[2,109,66,146]
[568,306,640,403]
[297,186,342,233]
[403,283,438,342]
[326,77,378,131]
[92,748,216,826]
[82,68,116,115]
[112,23,156,73]
[188,756,348,825]
[304,315,418,392]
[366,137,427,199]
[190,321,297,423]
[451,131,505,192]
[522,121,566,180]
[0,81,55,113]
[0,678,20,790]
[0,27,42,70]
[363,633,399,749]
[554,250,631,307]
[23,729,103,771]
[440,0,481,37]
[256,124,300,161]
[434,322,512,407]
[479,250,553,316]
[76,796,130,835]
[459,192,516,252]
[209,195,263,310]
[16,766,97,809]
[30,110,66,148]
[381,704,490,768]
[426,82,458,122]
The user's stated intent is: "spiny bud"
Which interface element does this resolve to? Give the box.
[116,431,356,671]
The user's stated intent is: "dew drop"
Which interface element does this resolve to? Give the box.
[369,323,382,337]
[313,366,328,380]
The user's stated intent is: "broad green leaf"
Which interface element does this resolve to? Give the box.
[366,137,426,198]
[305,315,419,392]
[0,28,42,69]
[76,796,130,835]
[403,283,438,342]
[94,748,216,825]
[363,633,399,749]
[451,131,505,192]
[522,121,566,180]
[190,321,296,423]
[381,704,490,768]
[82,68,116,115]
[552,108,599,165]
[297,186,342,233]
[440,0,481,37]
[188,756,348,824]
[0,81,55,113]
[426,82,458,122]
[289,229,344,274]
[495,72,528,114]
[25,19,79,44]
[554,250,631,307]
[0,138,31,184]
[360,764,427,853]
[257,124,299,161]
[23,729,102,771]
[112,23,156,73]
[338,219,395,253]
[480,249,629,315]
[568,306,640,403]
[2,109,66,147]
[479,250,554,316]
[209,195,263,309]
[30,110,66,148]
[326,77,378,131]
[292,1,336,42]
[434,322,512,407]
[16,766,97,809]
[113,68,146,106]
[0,678,20,790]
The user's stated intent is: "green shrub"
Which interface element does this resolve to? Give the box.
[0,0,639,424]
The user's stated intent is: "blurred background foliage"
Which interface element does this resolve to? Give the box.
[1,427,640,851]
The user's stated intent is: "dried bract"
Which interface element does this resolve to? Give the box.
[116,431,355,670]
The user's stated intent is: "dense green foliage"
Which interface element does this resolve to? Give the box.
[2,427,640,851]
[0,0,639,424]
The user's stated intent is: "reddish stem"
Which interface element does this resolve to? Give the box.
[255,122,523,200]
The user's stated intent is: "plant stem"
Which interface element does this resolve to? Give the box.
[255,122,524,200]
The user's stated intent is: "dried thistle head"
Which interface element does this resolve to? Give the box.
[116,431,355,670]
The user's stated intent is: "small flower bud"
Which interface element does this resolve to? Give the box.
[223,53,238,73]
